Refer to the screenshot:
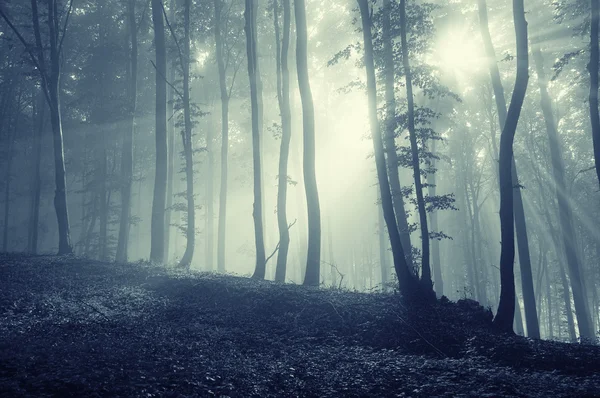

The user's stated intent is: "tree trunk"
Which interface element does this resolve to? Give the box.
[275,0,292,283]
[378,197,390,290]
[295,0,321,286]
[382,0,413,270]
[533,47,595,339]
[206,116,215,270]
[116,0,138,263]
[150,0,168,263]
[589,0,600,188]
[399,0,431,289]
[214,0,229,273]
[427,140,443,296]
[178,0,196,269]
[164,0,177,264]
[2,100,17,252]
[28,89,45,254]
[244,0,266,278]
[492,0,529,333]
[44,0,73,255]
[357,0,416,298]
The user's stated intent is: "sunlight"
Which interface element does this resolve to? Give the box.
[431,26,486,78]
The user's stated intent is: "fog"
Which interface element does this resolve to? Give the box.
[1,0,599,340]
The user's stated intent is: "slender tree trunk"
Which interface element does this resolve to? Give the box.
[427,140,443,296]
[214,0,229,273]
[2,102,17,252]
[589,0,600,188]
[28,89,45,254]
[98,127,108,260]
[493,0,530,333]
[399,0,431,289]
[206,116,215,270]
[295,0,321,286]
[275,0,292,282]
[179,0,196,269]
[164,0,177,264]
[478,0,539,338]
[116,0,138,263]
[245,0,266,278]
[533,47,594,339]
[150,0,168,263]
[382,0,413,270]
[378,197,390,290]
[44,0,73,255]
[357,0,417,298]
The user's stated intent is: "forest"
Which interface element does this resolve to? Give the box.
[0,0,599,395]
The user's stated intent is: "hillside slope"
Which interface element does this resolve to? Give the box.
[0,254,598,397]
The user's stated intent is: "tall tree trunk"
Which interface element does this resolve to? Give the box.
[245,0,266,278]
[478,0,538,337]
[357,0,417,298]
[98,128,108,260]
[206,116,215,270]
[427,140,443,296]
[492,0,529,333]
[45,0,73,255]
[116,0,138,263]
[382,0,413,270]
[378,197,390,290]
[589,0,600,188]
[214,0,229,273]
[179,0,196,269]
[399,0,431,289]
[28,89,45,254]
[2,99,17,252]
[295,0,321,286]
[150,0,168,263]
[275,0,292,282]
[165,0,177,264]
[533,47,595,339]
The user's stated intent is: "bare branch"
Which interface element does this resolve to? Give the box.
[151,59,184,100]
[57,0,75,55]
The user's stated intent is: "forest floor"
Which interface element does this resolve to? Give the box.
[0,254,598,397]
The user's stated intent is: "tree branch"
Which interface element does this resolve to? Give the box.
[151,59,184,100]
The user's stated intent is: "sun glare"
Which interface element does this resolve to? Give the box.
[432,27,486,78]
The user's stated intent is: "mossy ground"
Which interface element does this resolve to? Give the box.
[0,253,598,397]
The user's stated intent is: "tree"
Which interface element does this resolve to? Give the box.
[150,0,168,263]
[478,0,539,338]
[533,46,595,339]
[399,0,432,290]
[178,0,196,269]
[245,0,266,279]
[357,0,417,298]
[274,0,293,282]
[381,0,414,272]
[589,0,600,189]
[295,0,322,286]
[116,0,138,263]
[492,0,530,333]
[0,0,75,255]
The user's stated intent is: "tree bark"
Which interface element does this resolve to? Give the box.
[274,0,292,282]
[28,89,45,254]
[357,0,416,297]
[533,47,595,339]
[245,0,266,278]
[492,0,529,333]
[150,0,168,263]
[294,0,321,286]
[589,0,600,188]
[427,140,443,296]
[164,0,177,264]
[214,0,229,273]
[178,0,196,269]
[399,0,432,289]
[116,0,138,263]
[382,0,414,271]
